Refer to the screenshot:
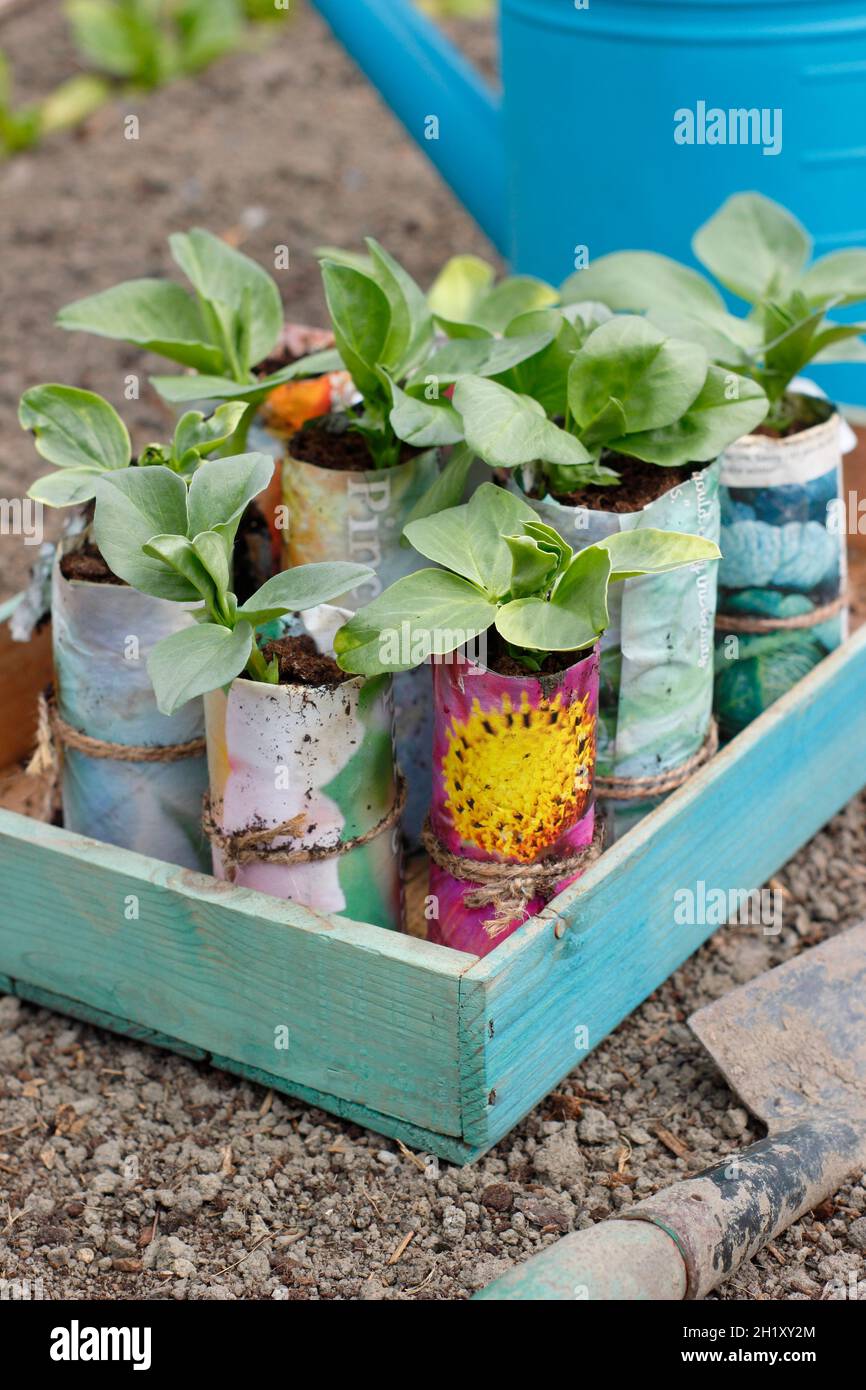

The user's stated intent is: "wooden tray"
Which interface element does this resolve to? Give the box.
[1,445,865,1163]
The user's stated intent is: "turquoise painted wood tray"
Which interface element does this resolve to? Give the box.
[1,541,865,1164]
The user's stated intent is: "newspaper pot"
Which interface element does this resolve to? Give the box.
[282,438,441,845]
[427,647,599,957]
[51,546,209,870]
[714,402,848,739]
[510,463,720,839]
[203,616,402,931]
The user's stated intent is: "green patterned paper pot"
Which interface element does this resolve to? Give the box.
[282,441,440,845]
[203,607,403,931]
[510,464,720,839]
[715,403,848,738]
[51,545,209,871]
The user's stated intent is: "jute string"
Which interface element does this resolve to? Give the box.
[715,591,847,636]
[29,686,206,766]
[421,817,606,939]
[594,719,719,802]
[202,773,407,882]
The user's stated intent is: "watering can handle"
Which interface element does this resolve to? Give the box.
[475,1119,864,1300]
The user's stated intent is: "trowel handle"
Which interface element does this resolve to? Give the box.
[475,1119,864,1301]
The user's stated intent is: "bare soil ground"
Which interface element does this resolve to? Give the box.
[1,1,864,1303]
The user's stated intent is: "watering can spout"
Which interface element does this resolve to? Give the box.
[310,0,507,254]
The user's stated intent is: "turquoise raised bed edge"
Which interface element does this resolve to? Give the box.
[1,617,866,1162]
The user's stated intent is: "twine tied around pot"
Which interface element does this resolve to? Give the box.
[594,718,719,802]
[421,817,606,940]
[202,773,407,882]
[26,685,207,819]
[715,591,848,635]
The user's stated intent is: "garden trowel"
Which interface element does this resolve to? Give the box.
[476,923,866,1300]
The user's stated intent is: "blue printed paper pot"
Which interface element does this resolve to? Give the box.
[715,405,848,738]
[203,607,403,932]
[51,545,209,871]
[281,443,441,846]
[510,464,720,839]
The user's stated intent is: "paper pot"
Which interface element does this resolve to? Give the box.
[426,648,599,957]
[715,408,848,737]
[203,610,402,932]
[281,444,441,845]
[510,464,720,838]
[51,548,209,870]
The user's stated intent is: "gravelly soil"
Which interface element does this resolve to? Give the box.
[2,795,866,1302]
[1,3,865,1304]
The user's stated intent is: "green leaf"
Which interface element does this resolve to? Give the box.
[186,452,274,546]
[453,376,593,470]
[19,384,131,473]
[173,401,246,461]
[503,534,559,599]
[57,279,222,373]
[404,481,537,597]
[366,237,433,373]
[497,311,582,415]
[595,528,721,580]
[147,620,254,716]
[401,443,475,531]
[648,306,762,369]
[236,562,376,624]
[320,260,391,401]
[334,569,496,675]
[693,193,811,304]
[169,228,283,370]
[522,520,573,569]
[427,254,495,323]
[473,276,560,333]
[388,379,464,447]
[66,0,158,81]
[93,467,192,600]
[142,533,222,611]
[562,251,724,317]
[407,331,553,387]
[191,529,232,597]
[567,316,708,436]
[27,467,105,507]
[609,367,768,465]
[798,249,866,308]
[550,543,612,629]
[150,349,343,404]
[494,597,600,654]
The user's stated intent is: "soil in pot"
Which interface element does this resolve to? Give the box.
[289,419,420,473]
[59,541,124,586]
[260,633,352,688]
[485,629,585,679]
[755,392,833,441]
[541,454,697,513]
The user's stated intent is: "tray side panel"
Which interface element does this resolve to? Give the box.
[459,625,866,1149]
[0,817,465,1135]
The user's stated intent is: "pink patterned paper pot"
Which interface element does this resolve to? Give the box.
[427,647,599,957]
[203,609,402,932]
[282,443,440,845]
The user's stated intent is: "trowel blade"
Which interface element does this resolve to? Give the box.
[689,923,866,1132]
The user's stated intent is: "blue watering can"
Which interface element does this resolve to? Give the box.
[311,0,866,406]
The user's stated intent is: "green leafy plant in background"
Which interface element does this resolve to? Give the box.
[57,228,339,449]
[450,314,768,497]
[20,382,245,506]
[0,49,107,158]
[334,482,720,675]
[416,0,495,17]
[563,192,866,431]
[65,0,264,89]
[316,241,556,468]
[91,455,372,711]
